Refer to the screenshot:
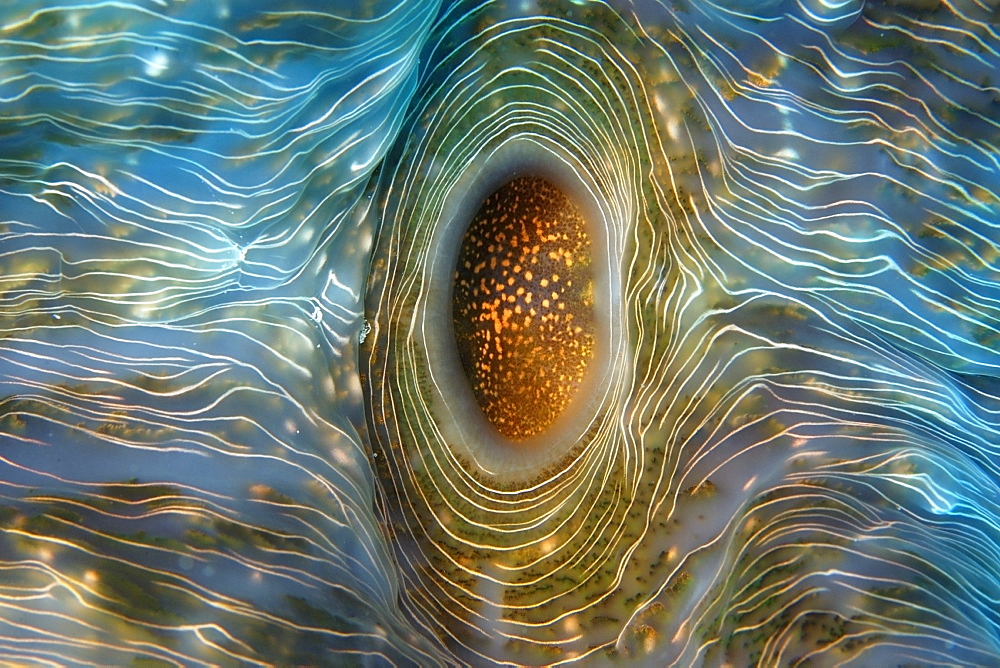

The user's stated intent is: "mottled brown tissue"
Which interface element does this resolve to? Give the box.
[452,177,595,440]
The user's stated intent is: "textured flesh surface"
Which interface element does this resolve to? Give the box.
[0,0,999,666]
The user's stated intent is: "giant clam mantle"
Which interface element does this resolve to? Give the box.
[1,0,999,666]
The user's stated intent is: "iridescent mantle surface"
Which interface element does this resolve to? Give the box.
[1,1,999,665]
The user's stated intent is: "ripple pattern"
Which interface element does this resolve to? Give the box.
[0,1,440,664]
[364,0,1000,664]
[1,0,1000,666]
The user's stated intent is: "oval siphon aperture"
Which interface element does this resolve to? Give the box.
[451,176,595,440]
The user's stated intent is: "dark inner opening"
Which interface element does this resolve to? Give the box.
[451,176,596,441]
